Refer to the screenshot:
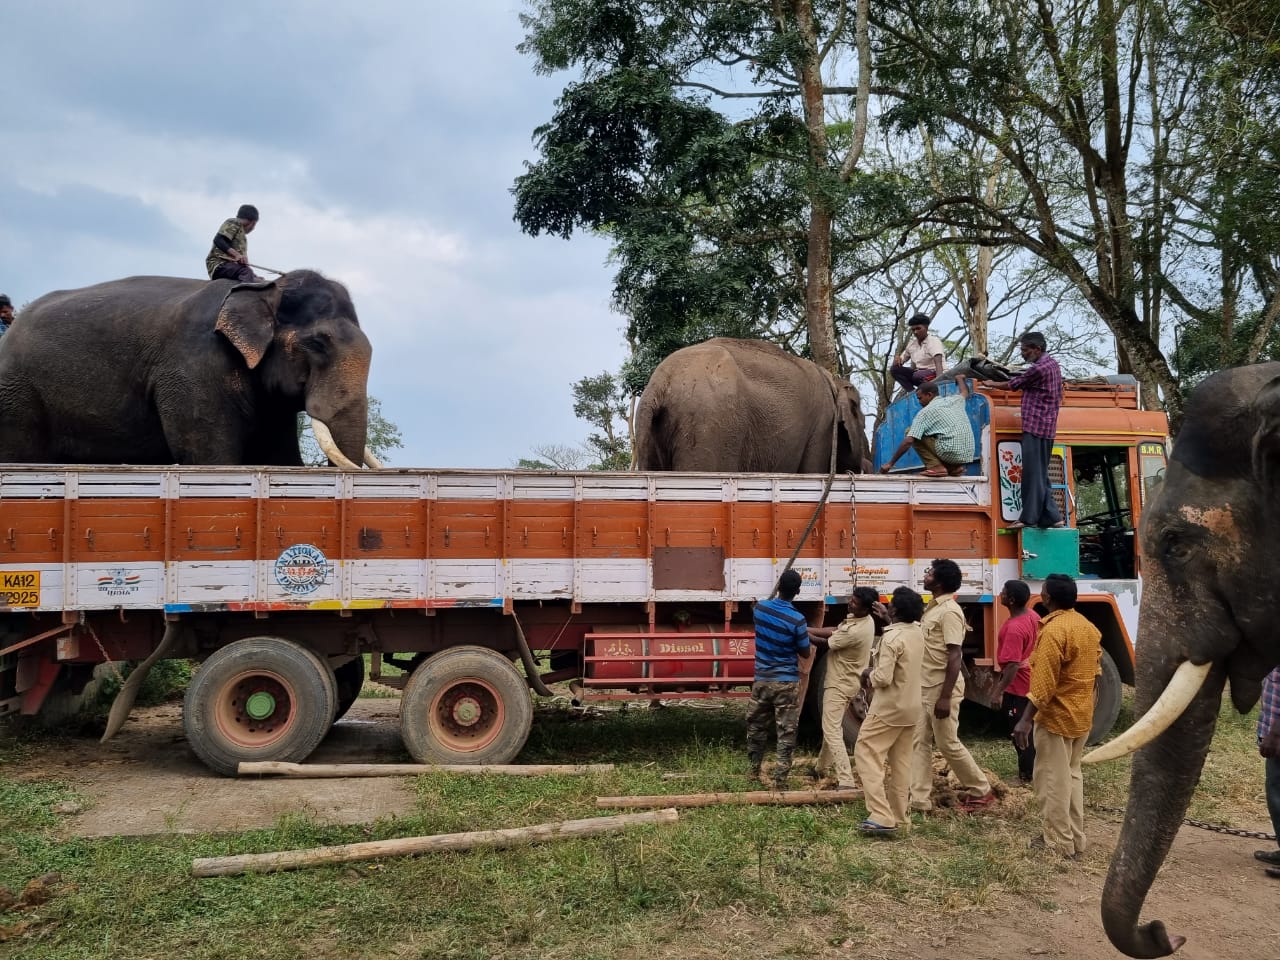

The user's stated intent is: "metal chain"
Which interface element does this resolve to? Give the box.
[1182,818,1277,841]
[83,620,128,686]
[1095,805,1276,842]
[848,470,859,590]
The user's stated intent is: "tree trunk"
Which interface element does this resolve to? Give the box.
[191,808,679,877]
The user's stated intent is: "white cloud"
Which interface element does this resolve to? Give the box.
[0,2,629,467]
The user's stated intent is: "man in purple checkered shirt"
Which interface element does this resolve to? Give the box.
[1256,667,1280,877]
[981,332,1064,529]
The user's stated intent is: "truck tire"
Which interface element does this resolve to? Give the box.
[183,637,338,776]
[801,652,862,750]
[332,655,366,721]
[1088,648,1123,746]
[400,646,533,765]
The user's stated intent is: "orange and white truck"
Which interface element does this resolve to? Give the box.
[0,378,1168,774]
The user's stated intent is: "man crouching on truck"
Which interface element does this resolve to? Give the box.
[747,568,813,789]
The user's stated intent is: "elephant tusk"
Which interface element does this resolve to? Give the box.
[311,418,362,471]
[363,448,384,469]
[1083,660,1212,764]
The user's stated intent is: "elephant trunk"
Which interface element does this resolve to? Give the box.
[1100,653,1226,957]
[309,396,370,471]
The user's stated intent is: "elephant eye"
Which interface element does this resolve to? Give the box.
[1161,534,1195,563]
[300,335,331,357]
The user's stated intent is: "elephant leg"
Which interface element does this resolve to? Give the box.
[0,383,51,461]
[154,382,246,464]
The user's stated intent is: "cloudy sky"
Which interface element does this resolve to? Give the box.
[1,2,627,467]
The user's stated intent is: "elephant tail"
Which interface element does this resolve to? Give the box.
[632,389,669,471]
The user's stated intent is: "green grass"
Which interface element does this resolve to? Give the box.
[0,692,1269,960]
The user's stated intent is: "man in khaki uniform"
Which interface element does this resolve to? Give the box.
[1013,573,1101,858]
[855,586,925,836]
[809,586,881,788]
[910,558,994,812]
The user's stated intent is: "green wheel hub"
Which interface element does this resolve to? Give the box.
[245,690,277,720]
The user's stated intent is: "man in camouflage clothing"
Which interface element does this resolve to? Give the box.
[206,204,262,282]
[747,568,812,788]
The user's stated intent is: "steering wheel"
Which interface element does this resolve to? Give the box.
[1075,508,1131,528]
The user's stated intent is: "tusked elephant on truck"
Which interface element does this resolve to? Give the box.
[0,270,379,469]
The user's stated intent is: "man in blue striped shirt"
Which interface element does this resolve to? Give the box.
[747,568,813,788]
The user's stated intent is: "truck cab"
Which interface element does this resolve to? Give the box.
[873,374,1169,740]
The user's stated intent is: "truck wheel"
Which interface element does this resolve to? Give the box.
[332,656,366,721]
[801,652,861,750]
[1088,649,1123,745]
[400,646,533,765]
[183,637,338,776]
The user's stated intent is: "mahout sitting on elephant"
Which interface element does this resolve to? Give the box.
[633,338,869,473]
[0,270,376,468]
[1083,362,1280,957]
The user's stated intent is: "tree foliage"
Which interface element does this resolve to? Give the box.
[517,0,1280,434]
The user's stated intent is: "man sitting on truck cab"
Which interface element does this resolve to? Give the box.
[880,379,975,477]
[746,568,813,790]
[890,313,946,394]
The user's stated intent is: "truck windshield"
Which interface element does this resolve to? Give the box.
[1072,446,1135,580]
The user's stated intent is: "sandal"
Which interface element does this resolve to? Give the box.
[946,465,966,476]
[921,466,949,477]
[958,791,996,812]
[859,819,899,837]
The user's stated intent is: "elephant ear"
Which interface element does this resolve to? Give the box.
[1251,373,1280,490]
[215,280,283,370]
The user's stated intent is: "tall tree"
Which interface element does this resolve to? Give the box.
[514,0,874,374]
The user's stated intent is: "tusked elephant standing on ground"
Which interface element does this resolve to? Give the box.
[633,338,870,473]
[0,271,378,469]
[1084,362,1280,957]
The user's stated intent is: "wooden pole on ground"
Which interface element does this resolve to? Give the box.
[192,808,679,878]
[237,761,615,778]
[596,789,861,809]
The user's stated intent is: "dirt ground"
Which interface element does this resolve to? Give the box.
[6,698,417,836]
[5,701,1279,959]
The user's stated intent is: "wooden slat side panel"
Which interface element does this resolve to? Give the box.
[263,500,342,558]
[171,499,257,561]
[911,510,991,559]
[842,504,912,558]
[650,503,729,550]
[506,500,575,558]
[346,500,427,559]
[731,502,773,559]
[577,501,648,558]
[431,499,503,559]
[71,499,166,563]
[0,501,64,562]
[773,503,823,558]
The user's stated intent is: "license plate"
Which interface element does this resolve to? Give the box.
[0,571,41,607]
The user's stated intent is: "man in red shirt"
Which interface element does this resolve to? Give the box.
[990,579,1041,782]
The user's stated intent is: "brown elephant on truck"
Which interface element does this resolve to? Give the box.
[633,338,869,473]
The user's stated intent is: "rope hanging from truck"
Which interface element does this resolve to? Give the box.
[769,379,847,599]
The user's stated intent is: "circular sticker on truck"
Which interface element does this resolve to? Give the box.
[274,544,332,596]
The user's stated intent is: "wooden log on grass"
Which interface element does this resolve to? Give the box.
[237,761,615,778]
[596,788,862,810]
[192,808,679,878]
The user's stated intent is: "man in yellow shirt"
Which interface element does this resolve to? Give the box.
[910,558,994,812]
[1013,573,1102,859]
[855,586,925,836]
[809,586,881,789]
